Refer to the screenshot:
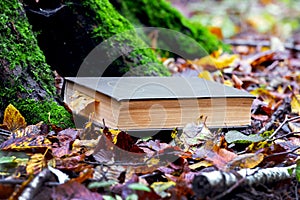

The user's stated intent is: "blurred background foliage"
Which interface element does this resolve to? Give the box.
[169,0,300,40]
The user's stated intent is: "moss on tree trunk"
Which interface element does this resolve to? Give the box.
[23,0,171,77]
[76,0,171,76]
[111,0,226,58]
[0,0,73,128]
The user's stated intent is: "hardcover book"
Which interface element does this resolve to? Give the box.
[64,77,255,130]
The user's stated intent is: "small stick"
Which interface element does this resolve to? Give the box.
[268,116,300,140]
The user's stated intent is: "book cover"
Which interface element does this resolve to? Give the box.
[64,77,255,129]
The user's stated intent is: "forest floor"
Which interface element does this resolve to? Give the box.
[1,0,300,199]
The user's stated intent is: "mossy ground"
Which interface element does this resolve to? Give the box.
[0,0,73,128]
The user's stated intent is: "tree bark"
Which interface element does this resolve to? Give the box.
[0,0,73,127]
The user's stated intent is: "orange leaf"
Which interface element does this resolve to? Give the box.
[3,104,26,132]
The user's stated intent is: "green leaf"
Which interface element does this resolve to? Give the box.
[296,161,300,182]
[102,195,116,200]
[0,156,17,165]
[225,130,264,144]
[125,194,138,200]
[88,180,117,189]
[128,183,151,192]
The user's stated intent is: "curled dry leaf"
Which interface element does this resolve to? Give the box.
[69,91,98,114]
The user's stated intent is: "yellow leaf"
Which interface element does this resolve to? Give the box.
[250,88,275,105]
[109,129,121,144]
[189,160,213,170]
[26,153,47,175]
[191,53,238,71]
[151,181,176,198]
[223,80,234,87]
[3,104,26,132]
[198,70,213,81]
[291,94,300,115]
[227,153,264,170]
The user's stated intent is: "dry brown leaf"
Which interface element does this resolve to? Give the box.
[3,104,26,132]
[232,74,243,89]
[69,91,98,114]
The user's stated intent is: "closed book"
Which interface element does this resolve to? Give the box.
[64,77,255,130]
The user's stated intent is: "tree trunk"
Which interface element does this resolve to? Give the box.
[23,0,171,77]
[0,0,73,128]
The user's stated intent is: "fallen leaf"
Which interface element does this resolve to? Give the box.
[231,74,243,89]
[291,94,300,115]
[198,70,213,81]
[52,181,103,199]
[189,160,213,170]
[178,122,214,151]
[226,153,264,170]
[48,166,70,184]
[69,91,98,114]
[288,121,300,132]
[225,130,265,144]
[3,104,26,132]
[127,183,151,192]
[88,180,117,189]
[26,153,47,175]
[151,181,175,198]
[191,53,238,71]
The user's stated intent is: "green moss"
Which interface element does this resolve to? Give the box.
[0,0,74,127]
[0,0,55,91]
[116,0,228,57]
[15,99,74,129]
[77,0,170,76]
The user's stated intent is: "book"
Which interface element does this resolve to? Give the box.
[64,77,255,130]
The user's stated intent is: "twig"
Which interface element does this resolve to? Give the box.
[192,165,295,199]
[258,97,291,135]
[271,131,300,141]
[264,146,300,160]
[25,5,66,17]
[0,128,11,137]
[295,181,299,200]
[268,116,300,140]
[18,168,52,200]
[0,178,23,184]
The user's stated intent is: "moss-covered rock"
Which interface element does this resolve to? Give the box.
[112,0,226,57]
[0,0,73,128]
